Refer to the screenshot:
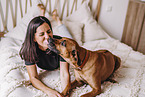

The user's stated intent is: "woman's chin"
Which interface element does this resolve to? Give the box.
[44,46,48,50]
[39,45,48,51]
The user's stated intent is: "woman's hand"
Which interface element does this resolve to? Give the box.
[26,65,63,97]
[46,89,63,97]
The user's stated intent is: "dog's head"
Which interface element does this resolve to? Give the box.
[48,37,80,67]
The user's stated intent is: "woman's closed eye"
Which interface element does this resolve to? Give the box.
[39,30,51,36]
[47,30,51,34]
[47,29,51,34]
[39,32,44,36]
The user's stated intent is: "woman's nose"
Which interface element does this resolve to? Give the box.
[44,33,49,39]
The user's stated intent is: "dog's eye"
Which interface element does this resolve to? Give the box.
[61,40,66,47]
[72,50,75,54]
[74,58,77,61]
[72,50,76,57]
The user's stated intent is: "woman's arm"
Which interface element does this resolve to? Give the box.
[60,62,71,95]
[26,65,63,97]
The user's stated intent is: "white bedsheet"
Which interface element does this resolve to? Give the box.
[0,36,145,97]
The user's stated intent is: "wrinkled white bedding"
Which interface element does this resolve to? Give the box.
[0,0,145,96]
[0,36,145,97]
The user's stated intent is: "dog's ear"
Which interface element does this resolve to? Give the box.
[61,40,66,47]
[53,35,62,39]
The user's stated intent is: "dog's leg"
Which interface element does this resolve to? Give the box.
[81,76,102,97]
[103,56,121,84]
[71,80,85,89]
[71,70,85,88]
[80,88,101,97]
[68,79,85,97]
[80,86,101,97]
[114,56,121,72]
[62,79,83,96]
[106,78,118,83]
[69,70,85,96]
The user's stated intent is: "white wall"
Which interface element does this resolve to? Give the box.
[98,0,129,41]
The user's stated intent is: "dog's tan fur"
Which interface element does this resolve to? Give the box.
[51,37,121,97]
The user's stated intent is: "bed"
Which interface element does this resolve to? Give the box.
[0,0,145,97]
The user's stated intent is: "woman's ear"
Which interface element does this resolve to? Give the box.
[34,38,36,42]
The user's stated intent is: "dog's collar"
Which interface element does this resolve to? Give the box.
[75,50,90,70]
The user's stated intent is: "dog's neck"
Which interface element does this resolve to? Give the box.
[76,47,90,70]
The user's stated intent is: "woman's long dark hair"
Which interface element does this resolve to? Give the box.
[19,16,52,63]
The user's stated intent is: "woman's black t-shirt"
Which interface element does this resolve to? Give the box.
[25,36,66,71]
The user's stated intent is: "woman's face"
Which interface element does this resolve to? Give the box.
[34,22,53,51]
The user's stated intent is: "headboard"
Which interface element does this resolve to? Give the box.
[0,0,102,35]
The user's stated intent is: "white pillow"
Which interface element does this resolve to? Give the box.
[51,21,83,46]
[65,1,93,23]
[4,0,42,41]
[65,1,109,43]
[4,21,27,41]
[21,6,41,26]
[48,1,91,45]
[45,11,83,46]
[52,24,72,38]
[82,18,109,43]
[63,21,84,46]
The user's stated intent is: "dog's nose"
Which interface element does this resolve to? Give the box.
[48,37,56,48]
[61,40,66,47]
[48,36,54,43]
[47,37,60,54]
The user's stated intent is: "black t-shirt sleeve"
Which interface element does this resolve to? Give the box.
[59,56,66,62]
[25,61,35,65]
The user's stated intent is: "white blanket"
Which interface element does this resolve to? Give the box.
[0,36,145,97]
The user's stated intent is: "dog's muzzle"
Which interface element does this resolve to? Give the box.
[47,37,60,54]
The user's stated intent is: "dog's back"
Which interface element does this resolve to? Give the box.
[89,50,120,81]
[96,50,121,72]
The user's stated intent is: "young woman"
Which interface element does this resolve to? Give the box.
[19,5,72,97]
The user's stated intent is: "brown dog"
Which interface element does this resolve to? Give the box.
[48,37,121,97]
